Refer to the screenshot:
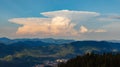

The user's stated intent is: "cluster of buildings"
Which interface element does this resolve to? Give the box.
[32,59,68,67]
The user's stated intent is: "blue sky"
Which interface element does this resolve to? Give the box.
[0,0,120,40]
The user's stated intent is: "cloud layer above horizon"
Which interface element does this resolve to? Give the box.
[8,10,120,39]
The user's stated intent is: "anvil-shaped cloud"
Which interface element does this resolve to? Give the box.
[8,10,106,37]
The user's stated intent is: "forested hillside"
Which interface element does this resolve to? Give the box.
[58,53,120,67]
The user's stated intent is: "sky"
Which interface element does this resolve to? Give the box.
[0,0,120,40]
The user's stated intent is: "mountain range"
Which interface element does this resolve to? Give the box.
[0,37,75,45]
[0,37,120,57]
[0,37,120,67]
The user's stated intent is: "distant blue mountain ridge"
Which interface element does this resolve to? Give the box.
[0,37,75,45]
[0,37,120,55]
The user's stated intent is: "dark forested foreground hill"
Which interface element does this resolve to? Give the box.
[0,38,120,67]
[58,53,120,67]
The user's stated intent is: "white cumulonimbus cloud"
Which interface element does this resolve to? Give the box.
[8,10,106,37]
[79,26,88,33]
